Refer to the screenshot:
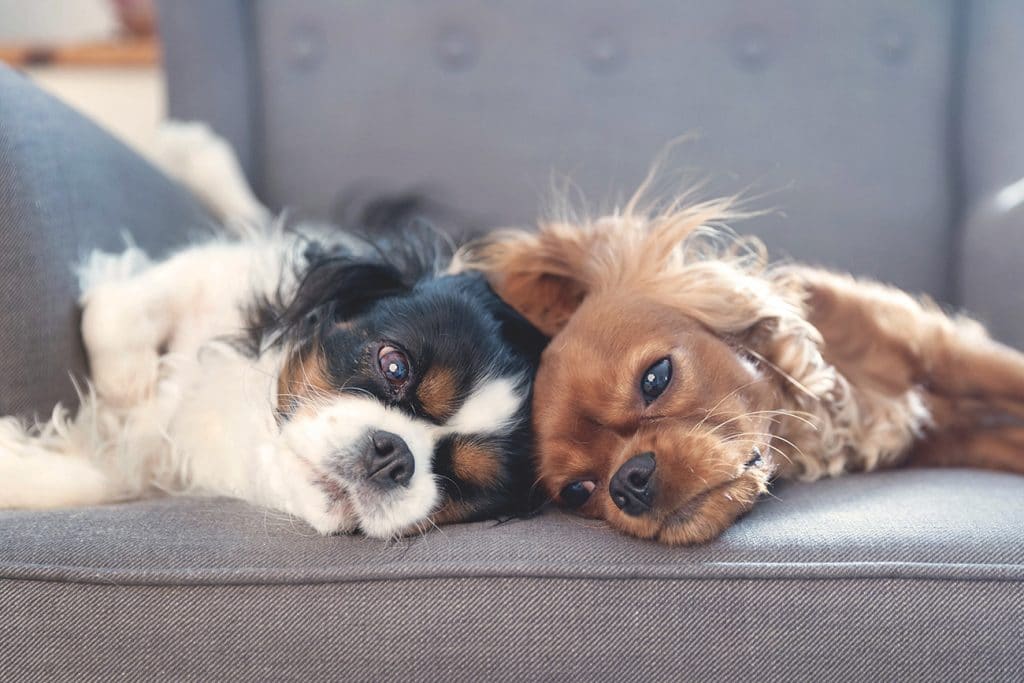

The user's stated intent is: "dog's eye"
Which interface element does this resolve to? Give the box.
[378,346,410,386]
[745,447,763,468]
[560,480,595,508]
[640,357,672,403]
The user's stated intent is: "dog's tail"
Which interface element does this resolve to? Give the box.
[150,120,273,238]
[0,376,169,511]
[0,400,118,510]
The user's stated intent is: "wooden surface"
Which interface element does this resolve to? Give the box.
[0,37,159,67]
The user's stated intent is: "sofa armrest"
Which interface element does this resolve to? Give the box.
[960,194,1024,350]
[958,2,1024,349]
[0,65,212,417]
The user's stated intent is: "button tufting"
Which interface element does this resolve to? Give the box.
[583,29,626,74]
[436,26,478,71]
[875,20,912,65]
[731,24,773,71]
[287,24,325,71]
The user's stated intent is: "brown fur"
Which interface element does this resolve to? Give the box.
[276,347,333,416]
[451,439,502,487]
[417,366,460,421]
[465,195,1024,545]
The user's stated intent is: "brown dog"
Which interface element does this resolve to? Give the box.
[466,192,1024,544]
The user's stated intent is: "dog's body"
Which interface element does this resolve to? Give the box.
[0,125,543,538]
[470,195,1024,544]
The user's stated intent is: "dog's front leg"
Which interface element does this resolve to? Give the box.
[81,241,266,409]
[183,432,356,535]
[255,446,357,535]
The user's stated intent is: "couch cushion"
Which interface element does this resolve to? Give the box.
[159,0,961,301]
[2,469,1022,681]
[0,66,209,418]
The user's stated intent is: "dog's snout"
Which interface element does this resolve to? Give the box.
[609,451,656,516]
[363,430,414,489]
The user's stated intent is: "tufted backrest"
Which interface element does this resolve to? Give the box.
[158,0,1022,326]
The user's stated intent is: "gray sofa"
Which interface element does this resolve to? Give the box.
[2,1,1023,680]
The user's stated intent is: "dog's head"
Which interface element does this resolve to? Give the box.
[467,198,826,544]
[252,211,546,539]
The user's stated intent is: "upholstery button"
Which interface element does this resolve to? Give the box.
[288,24,325,71]
[731,24,772,70]
[583,29,626,74]
[875,20,911,65]
[436,26,478,71]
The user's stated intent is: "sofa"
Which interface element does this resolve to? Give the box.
[2,2,1022,680]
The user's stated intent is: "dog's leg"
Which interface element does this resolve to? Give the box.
[908,423,1024,474]
[81,240,274,408]
[152,121,271,230]
[789,267,1024,405]
[181,438,356,536]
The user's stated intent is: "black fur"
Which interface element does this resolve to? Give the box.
[245,197,547,522]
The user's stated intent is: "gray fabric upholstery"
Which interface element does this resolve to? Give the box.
[2,3,1024,681]
[958,1,1024,347]
[2,470,1023,681]
[162,0,968,305]
[158,0,1024,347]
[0,66,212,417]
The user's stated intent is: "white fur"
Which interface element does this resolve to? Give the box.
[443,377,524,436]
[152,120,270,230]
[0,123,518,538]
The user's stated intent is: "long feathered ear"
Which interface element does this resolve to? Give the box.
[460,223,599,337]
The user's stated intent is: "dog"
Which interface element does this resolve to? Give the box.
[0,124,545,539]
[466,187,1024,545]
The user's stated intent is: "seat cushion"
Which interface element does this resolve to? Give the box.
[2,468,1022,681]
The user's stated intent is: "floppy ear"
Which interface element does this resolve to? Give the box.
[463,225,595,337]
[485,286,550,365]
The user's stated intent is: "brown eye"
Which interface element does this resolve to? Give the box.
[378,346,410,386]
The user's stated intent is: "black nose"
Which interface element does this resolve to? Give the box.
[609,452,656,516]
[363,430,414,489]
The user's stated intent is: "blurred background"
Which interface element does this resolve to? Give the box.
[0,1,1021,346]
[0,0,162,158]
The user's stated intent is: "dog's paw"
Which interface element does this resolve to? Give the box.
[153,121,269,227]
[81,283,163,408]
[296,484,358,536]
[258,446,356,535]
[88,348,161,409]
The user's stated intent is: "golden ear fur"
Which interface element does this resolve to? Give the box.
[462,186,742,337]
[459,224,592,336]
[462,178,836,408]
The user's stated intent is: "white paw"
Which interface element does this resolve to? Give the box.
[153,120,269,227]
[81,283,164,408]
[258,446,356,535]
[88,349,160,409]
[297,484,358,536]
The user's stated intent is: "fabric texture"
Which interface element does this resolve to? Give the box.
[0,66,211,417]
[3,3,1024,681]
[161,0,961,302]
[1,470,1023,681]
[958,1,1024,348]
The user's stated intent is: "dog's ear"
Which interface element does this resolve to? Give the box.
[462,224,596,337]
[486,286,551,365]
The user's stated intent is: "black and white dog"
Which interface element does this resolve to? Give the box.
[0,124,544,539]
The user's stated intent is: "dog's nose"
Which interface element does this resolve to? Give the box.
[609,451,656,516]
[363,430,414,489]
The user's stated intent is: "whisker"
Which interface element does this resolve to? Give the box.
[687,377,769,435]
[739,346,817,400]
